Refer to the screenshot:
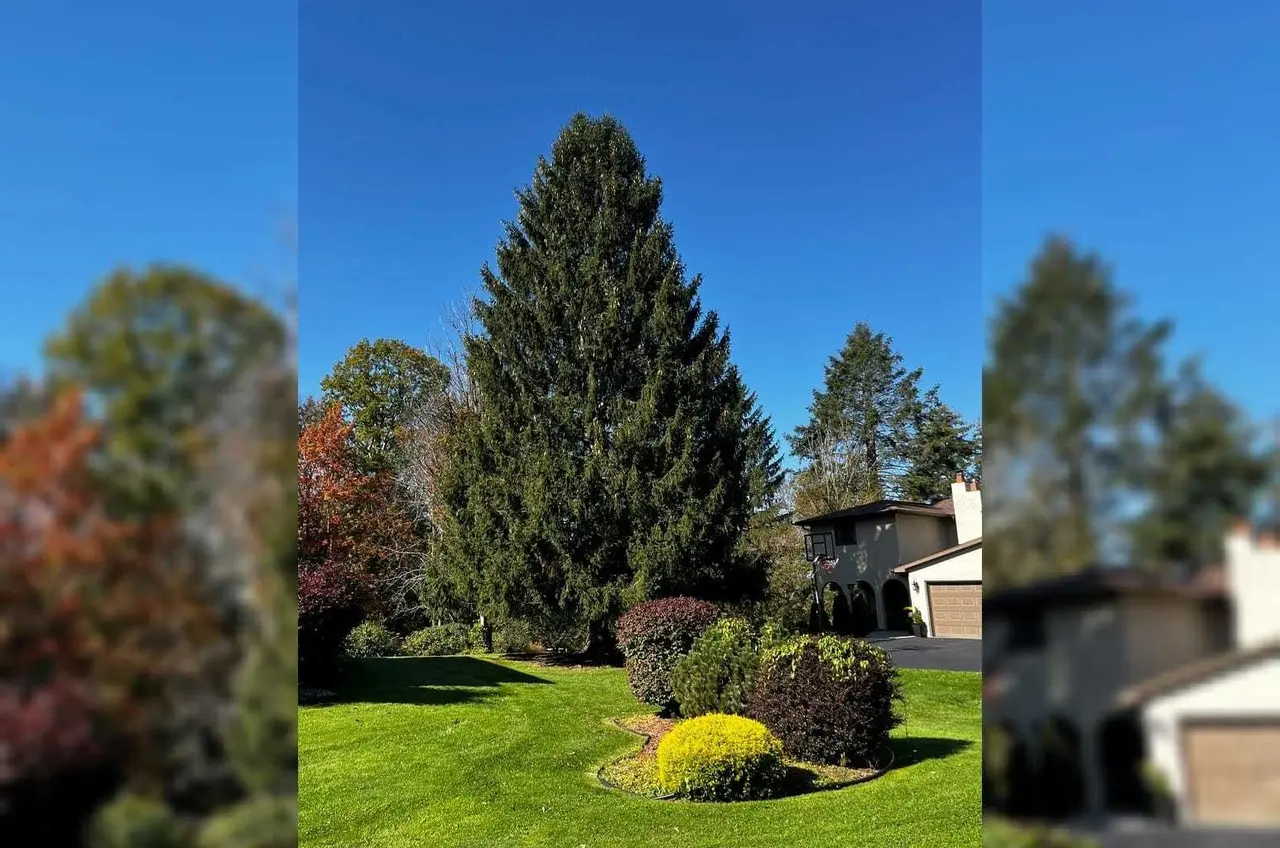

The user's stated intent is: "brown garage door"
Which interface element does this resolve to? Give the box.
[1182,720,1280,827]
[927,582,982,638]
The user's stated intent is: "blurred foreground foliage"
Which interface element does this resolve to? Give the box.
[0,265,296,846]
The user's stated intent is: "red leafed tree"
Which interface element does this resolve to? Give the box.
[298,402,417,682]
[0,387,233,835]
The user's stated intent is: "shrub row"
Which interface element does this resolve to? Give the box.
[336,618,538,661]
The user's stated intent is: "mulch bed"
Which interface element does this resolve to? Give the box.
[625,715,677,756]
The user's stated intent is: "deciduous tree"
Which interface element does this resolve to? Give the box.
[320,338,450,473]
[43,265,285,517]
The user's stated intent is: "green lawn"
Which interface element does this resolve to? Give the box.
[299,656,981,847]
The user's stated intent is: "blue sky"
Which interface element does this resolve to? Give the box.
[0,1,297,379]
[300,1,983,461]
[984,0,1280,426]
[3,2,1275,462]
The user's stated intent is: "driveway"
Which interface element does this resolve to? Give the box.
[1088,827,1280,847]
[866,634,981,672]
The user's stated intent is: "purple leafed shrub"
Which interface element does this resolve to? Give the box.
[615,596,720,711]
[745,634,903,767]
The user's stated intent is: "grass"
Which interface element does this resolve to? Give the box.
[299,655,981,847]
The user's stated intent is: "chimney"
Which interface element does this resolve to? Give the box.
[1225,520,1280,649]
[951,475,982,545]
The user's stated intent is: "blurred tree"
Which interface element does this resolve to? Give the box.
[320,338,450,474]
[43,265,285,518]
[985,236,1171,588]
[0,374,55,445]
[0,387,239,835]
[985,235,1271,587]
[1128,360,1273,570]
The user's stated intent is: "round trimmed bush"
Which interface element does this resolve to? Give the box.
[671,617,761,718]
[745,634,903,767]
[656,713,786,801]
[616,597,720,711]
[342,620,399,658]
[402,624,469,657]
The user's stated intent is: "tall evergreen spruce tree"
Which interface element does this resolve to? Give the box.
[440,114,756,652]
[789,321,977,508]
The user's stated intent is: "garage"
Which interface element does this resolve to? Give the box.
[1181,720,1280,827]
[927,582,982,638]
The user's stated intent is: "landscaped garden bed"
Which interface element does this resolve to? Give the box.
[597,713,890,800]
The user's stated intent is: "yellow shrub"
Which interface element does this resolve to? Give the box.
[655,713,786,801]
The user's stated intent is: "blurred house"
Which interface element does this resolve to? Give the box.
[794,475,982,638]
[984,520,1280,829]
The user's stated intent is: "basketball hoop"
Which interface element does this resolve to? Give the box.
[814,554,839,575]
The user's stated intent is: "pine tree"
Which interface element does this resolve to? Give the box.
[789,321,975,509]
[901,387,981,501]
[440,114,755,652]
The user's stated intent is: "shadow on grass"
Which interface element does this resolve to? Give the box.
[506,650,624,669]
[331,656,553,707]
[888,735,973,768]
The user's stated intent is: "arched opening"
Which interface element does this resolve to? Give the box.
[1099,710,1149,813]
[849,581,877,636]
[984,722,1038,816]
[1038,715,1086,819]
[882,579,911,632]
[823,582,853,634]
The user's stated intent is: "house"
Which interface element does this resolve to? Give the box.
[983,520,1280,829]
[1118,522,1280,829]
[793,474,982,638]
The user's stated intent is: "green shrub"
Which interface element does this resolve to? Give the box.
[671,617,761,717]
[745,634,903,767]
[196,795,296,848]
[983,817,1098,848]
[616,597,720,711]
[402,624,469,656]
[89,793,189,848]
[656,713,786,801]
[467,619,489,652]
[342,620,399,658]
[494,617,534,653]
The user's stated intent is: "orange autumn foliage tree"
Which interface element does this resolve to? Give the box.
[0,387,235,835]
[298,402,418,681]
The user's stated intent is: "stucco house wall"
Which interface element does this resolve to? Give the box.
[896,512,953,565]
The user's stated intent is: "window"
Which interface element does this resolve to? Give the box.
[834,522,857,548]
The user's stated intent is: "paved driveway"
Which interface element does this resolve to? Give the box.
[1088,827,1280,847]
[866,634,981,672]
